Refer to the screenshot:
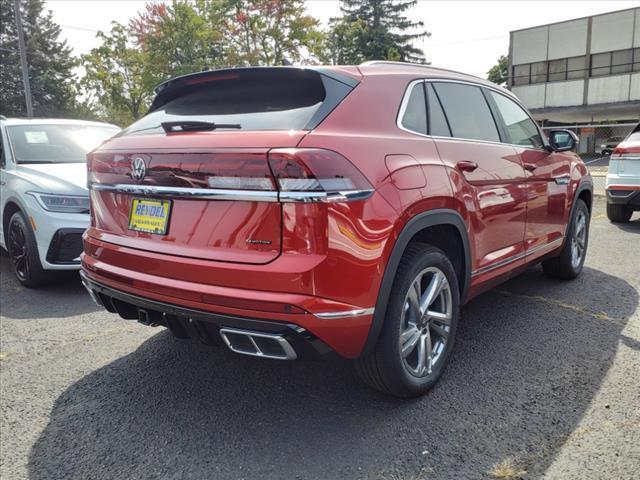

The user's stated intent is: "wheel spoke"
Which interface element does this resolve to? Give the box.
[401,326,421,358]
[427,309,451,325]
[430,322,449,341]
[422,271,444,313]
[407,279,422,319]
[416,333,428,374]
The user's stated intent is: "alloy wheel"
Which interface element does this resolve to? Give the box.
[8,220,29,282]
[571,210,587,269]
[399,267,453,377]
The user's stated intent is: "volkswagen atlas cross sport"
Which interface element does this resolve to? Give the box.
[81,62,593,397]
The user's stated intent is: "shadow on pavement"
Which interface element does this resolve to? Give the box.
[609,215,640,234]
[27,266,637,479]
[0,251,100,319]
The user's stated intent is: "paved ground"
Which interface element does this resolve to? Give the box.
[1,197,639,480]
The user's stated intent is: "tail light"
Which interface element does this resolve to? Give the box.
[613,145,640,157]
[268,148,374,202]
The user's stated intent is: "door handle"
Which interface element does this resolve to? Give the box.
[456,161,478,172]
[523,163,537,172]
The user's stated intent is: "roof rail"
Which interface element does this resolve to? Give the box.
[0,115,7,120]
[359,60,484,80]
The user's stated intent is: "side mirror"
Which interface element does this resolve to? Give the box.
[547,129,578,152]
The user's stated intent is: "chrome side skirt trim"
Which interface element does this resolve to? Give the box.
[314,307,375,319]
[471,238,563,277]
[89,183,374,204]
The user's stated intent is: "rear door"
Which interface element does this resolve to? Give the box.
[88,68,357,265]
[486,90,570,256]
[428,82,528,275]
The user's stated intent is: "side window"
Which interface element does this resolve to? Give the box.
[488,91,543,149]
[426,84,451,137]
[432,83,500,142]
[400,82,427,135]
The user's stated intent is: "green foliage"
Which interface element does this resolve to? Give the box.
[81,23,153,125]
[329,0,429,64]
[0,0,79,117]
[487,55,508,85]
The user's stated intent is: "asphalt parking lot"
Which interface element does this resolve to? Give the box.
[1,197,639,480]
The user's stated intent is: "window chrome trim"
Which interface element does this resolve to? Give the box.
[396,77,550,152]
[89,183,279,202]
[89,182,374,204]
[314,307,375,319]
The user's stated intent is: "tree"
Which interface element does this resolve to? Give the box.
[0,0,78,117]
[220,0,326,66]
[81,22,153,125]
[129,1,226,85]
[487,55,508,86]
[329,0,429,64]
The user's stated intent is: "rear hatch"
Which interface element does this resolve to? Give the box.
[88,67,360,264]
[611,126,640,179]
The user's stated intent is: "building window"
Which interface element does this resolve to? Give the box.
[590,52,611,76]
[548,59,567,82]
[611,49,633,74]
[635,48,640,72]
[513,64,531,86]
[530,61,548,83]
[567,56,586,79]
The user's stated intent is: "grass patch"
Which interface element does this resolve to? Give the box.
[489,458,526,479]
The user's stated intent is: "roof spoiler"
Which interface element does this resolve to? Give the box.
[149,66,359,113]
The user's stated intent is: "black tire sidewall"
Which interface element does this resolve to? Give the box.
[8,211,45,287]
[564,199,590,276]
[378,246,460,396]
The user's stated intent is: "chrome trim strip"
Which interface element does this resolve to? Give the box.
[89,183,279,202]
[314,307,375,319]
[279,189,374,203]
[90,183,374,203]
[471,238,563,277]
[219,327,297,360]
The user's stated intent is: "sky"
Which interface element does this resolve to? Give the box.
[46,0,640,79]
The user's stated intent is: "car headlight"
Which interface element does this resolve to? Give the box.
[28,192,90,213]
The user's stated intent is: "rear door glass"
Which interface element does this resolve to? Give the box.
[432,83,500,142]
[426,83,451,137]
[400,82,427,135]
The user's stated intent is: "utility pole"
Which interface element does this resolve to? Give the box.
[13,0,33,117]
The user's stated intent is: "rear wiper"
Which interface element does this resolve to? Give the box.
[161,121,241,133]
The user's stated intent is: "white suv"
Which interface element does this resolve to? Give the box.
[606,124,640,223]
[0,117,120,286]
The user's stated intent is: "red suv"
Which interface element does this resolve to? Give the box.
[82,62,592,397]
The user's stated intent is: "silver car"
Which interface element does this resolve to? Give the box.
[0,117,120,287]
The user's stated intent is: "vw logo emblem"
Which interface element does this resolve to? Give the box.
[131,156,146,181]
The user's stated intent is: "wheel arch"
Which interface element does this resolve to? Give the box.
[2,198,27,247]
[361,209,472,356]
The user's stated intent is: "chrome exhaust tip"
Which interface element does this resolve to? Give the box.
[219,328,297,360]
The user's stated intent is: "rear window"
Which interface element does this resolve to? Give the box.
[126,69,354,135]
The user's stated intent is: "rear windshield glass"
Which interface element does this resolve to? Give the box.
[126,69,352,135]
[7,124,119,164]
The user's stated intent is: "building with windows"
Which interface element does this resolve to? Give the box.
[508,7,640,125]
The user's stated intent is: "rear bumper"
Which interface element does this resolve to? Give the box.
[80,271,332,359]
[80,235,375,358]
[606,187,640,209]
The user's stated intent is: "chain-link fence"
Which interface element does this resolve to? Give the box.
[541,123,637,195]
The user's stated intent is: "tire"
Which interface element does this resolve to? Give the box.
[606,203,632,223]
[542,199,589,280]
[6,211,50,287]
[355,244,460,398]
